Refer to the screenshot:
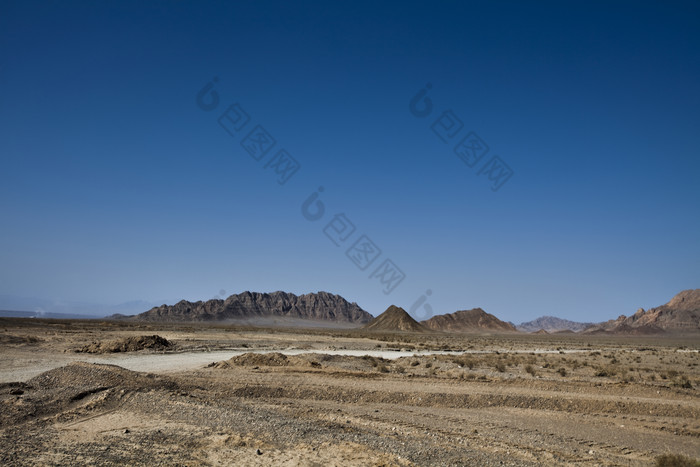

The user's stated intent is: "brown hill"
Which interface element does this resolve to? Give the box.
[421,308,517,333]
[363,305,428,332]
[584,289,700,335]
[115,291,372,325]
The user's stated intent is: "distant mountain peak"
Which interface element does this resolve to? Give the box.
[421,308,517,333]
[363,305,428,332]
[517,316,594,333]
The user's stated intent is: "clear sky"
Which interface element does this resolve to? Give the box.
[1,0,699,322]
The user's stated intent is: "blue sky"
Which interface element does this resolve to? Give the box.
[1,0,698,322]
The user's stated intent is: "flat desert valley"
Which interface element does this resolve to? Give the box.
[1,318,698,466]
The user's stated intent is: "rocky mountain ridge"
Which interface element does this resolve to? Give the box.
[114,291,373,324]
[584,289,700,335]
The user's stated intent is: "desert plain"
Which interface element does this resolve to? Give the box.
[1,318,698,466]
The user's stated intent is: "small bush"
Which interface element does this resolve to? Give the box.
[596,366,617,377]
[410,360,420,367]
[655,453,700,467]
[494,362,506,373]
[525,364,536,376]
[672,377,693,389]
[557,368,567,377]
[461,358,476,370]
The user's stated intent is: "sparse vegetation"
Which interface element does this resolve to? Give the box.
[525,364,537,376]
[655,454,700,467]
[596,366,617,377]
[672,376,693,389]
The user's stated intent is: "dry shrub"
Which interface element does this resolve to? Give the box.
[672,376,693,389]
[655,453,700,467]
[595,365,617,377]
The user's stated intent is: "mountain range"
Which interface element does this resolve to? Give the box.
[103,288,700,335]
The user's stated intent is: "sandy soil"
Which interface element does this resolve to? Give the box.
[1,318,698,466]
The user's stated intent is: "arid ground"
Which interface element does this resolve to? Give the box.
[1,318,698,466]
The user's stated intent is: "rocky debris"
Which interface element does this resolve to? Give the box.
[1,362,178,428]
[210,352,391,374]
[211,352,299,368]
[421,308,517,333]
[363,306,428,332]
[517,316,594,333]
[115,291,373,324]
[76,335,172,353]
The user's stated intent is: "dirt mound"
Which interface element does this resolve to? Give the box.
[76,335,172,353]
[27,362,159,390]
[211,352,390,372]
[211,352,313,369]
[1,363,177,428]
